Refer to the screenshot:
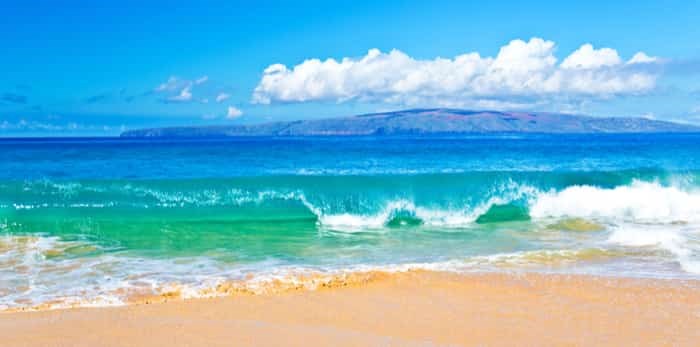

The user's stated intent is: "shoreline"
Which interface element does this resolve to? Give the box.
[2,271,699,346]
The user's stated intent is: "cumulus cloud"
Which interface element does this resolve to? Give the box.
[226,106,243,119]
[252,38,661,107]
[560,44,623,69]
[215,93,231,103]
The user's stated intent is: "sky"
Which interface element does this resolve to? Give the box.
[1,0,699,136]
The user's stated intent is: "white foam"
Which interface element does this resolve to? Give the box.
[313,181,539,231]
[606,224,700,274]
[528,180,700,274]
[608,225,684,248]
[530,180,700,223]
[314,199,477,231]
[2,231,698,312]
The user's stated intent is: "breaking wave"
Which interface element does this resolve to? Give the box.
[530,180,700,223]
[6,178,700,229]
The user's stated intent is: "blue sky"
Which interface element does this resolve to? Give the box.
[1,0,699,136]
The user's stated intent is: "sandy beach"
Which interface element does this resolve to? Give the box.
[2,271,699,346]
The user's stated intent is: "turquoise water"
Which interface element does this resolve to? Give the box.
[2,134,700,309]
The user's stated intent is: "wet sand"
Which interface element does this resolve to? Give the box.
[2,271,700,346]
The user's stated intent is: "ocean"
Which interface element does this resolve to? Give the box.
[2,134,700,310]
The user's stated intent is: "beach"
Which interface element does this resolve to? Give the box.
[3,271,699,346]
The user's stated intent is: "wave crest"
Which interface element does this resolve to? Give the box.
[312,182,538,231]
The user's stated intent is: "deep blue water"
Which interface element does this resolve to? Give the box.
[2,134,700,179]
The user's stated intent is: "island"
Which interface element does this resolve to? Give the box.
[120,109,699,137]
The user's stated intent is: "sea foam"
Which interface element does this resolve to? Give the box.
[529,180,700,223]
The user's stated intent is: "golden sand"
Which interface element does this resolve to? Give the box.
[2,271,699,346]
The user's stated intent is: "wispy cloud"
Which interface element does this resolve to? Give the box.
[691,105,700,116]
[663,58,700,77]
[84,92,112,104]
[198,106,243,120]
[195,76,209,85]
[154,75,212,104]
[155,76,182,92]
[166,86,193,103]
[0,119,121,134]
[1,93,27,104]
[118,88,139,103]
[82,88,145,104]
[77,76,223,107]
[215,93,231,103]
[252,38,661,108]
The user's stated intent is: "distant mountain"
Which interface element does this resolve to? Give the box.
[120,109,700,137]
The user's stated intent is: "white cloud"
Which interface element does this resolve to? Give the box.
[216,93,231,103]
[155,76,180,92]
[167,86,193,102]
[560,44,621,69]
[691,105,700,116]
[639,112,656,120]
[627,52,659,64]
[195,76,209,85]
[0,119,113,133]
[252,38,661,107]
[154,75,208,103]
[226,106,243,119]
